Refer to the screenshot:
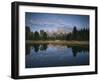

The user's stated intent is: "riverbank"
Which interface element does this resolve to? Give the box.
[26,40,89,45]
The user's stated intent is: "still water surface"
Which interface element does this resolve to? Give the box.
[25,44,89,68]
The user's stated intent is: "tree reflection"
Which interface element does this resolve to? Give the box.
[26,44,48,54]
[40,44,48,51]
[69,45,89,57]
[26,44,89,57]
[26,44,31,55]
[33,44,40,52]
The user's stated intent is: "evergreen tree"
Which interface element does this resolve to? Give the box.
[72,26,77,40]
[43,32,48,40]
[34,31,40,40]
[26,26,30,40]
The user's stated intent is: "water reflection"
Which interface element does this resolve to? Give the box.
[40,44,48,51]
[26,44,48,53]
[26,44,31,55]
[25,43,89,68]
[26,44,89,57]
[68,45,89,57]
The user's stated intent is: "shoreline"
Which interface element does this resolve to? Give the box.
[26,40,89,45]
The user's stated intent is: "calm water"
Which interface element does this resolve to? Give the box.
[25,44,89,68]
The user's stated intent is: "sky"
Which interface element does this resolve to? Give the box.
[25,12,89,32]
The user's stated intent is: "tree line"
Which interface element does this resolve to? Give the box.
[26,26,89,41]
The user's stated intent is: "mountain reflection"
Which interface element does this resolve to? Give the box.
[26,44,89,57]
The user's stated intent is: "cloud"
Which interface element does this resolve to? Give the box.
[29,17,69,28]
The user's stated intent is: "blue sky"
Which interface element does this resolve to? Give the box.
[25,12,89,32]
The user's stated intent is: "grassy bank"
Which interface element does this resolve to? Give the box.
[26,40,89,45]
